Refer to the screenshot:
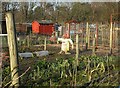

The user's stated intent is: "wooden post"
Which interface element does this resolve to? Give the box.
[115,24,118,49]
[27,35,30,47]
[96,22,98,48]
[118,30,120,52]
[68,23,70,38]
[88,25,90,49]
[102,28,104,47]
[38,36,41,45]
[110,14,113,54]
[29,31,31,46]
[92,37,96,55]
[5,12,20,87]
[80,23,83,51]
[88,28,90,48]
[113,22,115,48]
[74,33,79,86]
[86,22,89,50]
[44,37,46,50]
[76,33,79,60]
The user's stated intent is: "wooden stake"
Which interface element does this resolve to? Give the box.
[5,12,20,86]
[76,33,79,60]
[75,33,79,86]
[118,30,120,49]
[68,23,70,38]
[102,28,104,47]
[96,22,98,48]
[110,15,113,54]
[113,22,115,48]
[44,37,46,50]
[92,37,96,55]
[88,25,90,49]
[27,35,30,47]
[29,31,31,46]
[81,28,83,51]
[86,22,89,50]
[116,30,118,49]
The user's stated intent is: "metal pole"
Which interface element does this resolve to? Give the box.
[5,12,20,87]
[0,34,8,36]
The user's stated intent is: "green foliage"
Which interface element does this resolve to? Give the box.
[2,66,11,87]
[21,56,119,87]
[2,66,10,78]
[2,56,119,87]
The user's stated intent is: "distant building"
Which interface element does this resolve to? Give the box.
[32,20,54,36]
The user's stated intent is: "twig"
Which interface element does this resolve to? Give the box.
[97,72,118,86]
[82,71,118,87]
[2,73,11,84]
[3,67,31,88]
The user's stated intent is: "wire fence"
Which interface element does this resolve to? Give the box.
[1,22,120,53]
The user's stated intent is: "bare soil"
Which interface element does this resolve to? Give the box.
[17,44,120,73]
[1,44,119,74]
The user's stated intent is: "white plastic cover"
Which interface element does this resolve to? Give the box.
[18,52,33,58]
[33,51,49,56]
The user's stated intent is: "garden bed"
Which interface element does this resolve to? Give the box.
[2,44,119,87]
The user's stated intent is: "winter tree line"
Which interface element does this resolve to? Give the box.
[1,2,120,23]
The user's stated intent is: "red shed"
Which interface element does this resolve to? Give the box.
[32,21,40,33]
[32,20,54,36]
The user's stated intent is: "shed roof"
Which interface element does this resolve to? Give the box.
[65,20,79,24]
[38,20,54,25]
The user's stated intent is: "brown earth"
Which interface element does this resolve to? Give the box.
[1,44,120,74]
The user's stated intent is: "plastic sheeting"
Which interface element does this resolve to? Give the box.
[33,51,49,56]
[18,52,33,58]
[18,51,49,58]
